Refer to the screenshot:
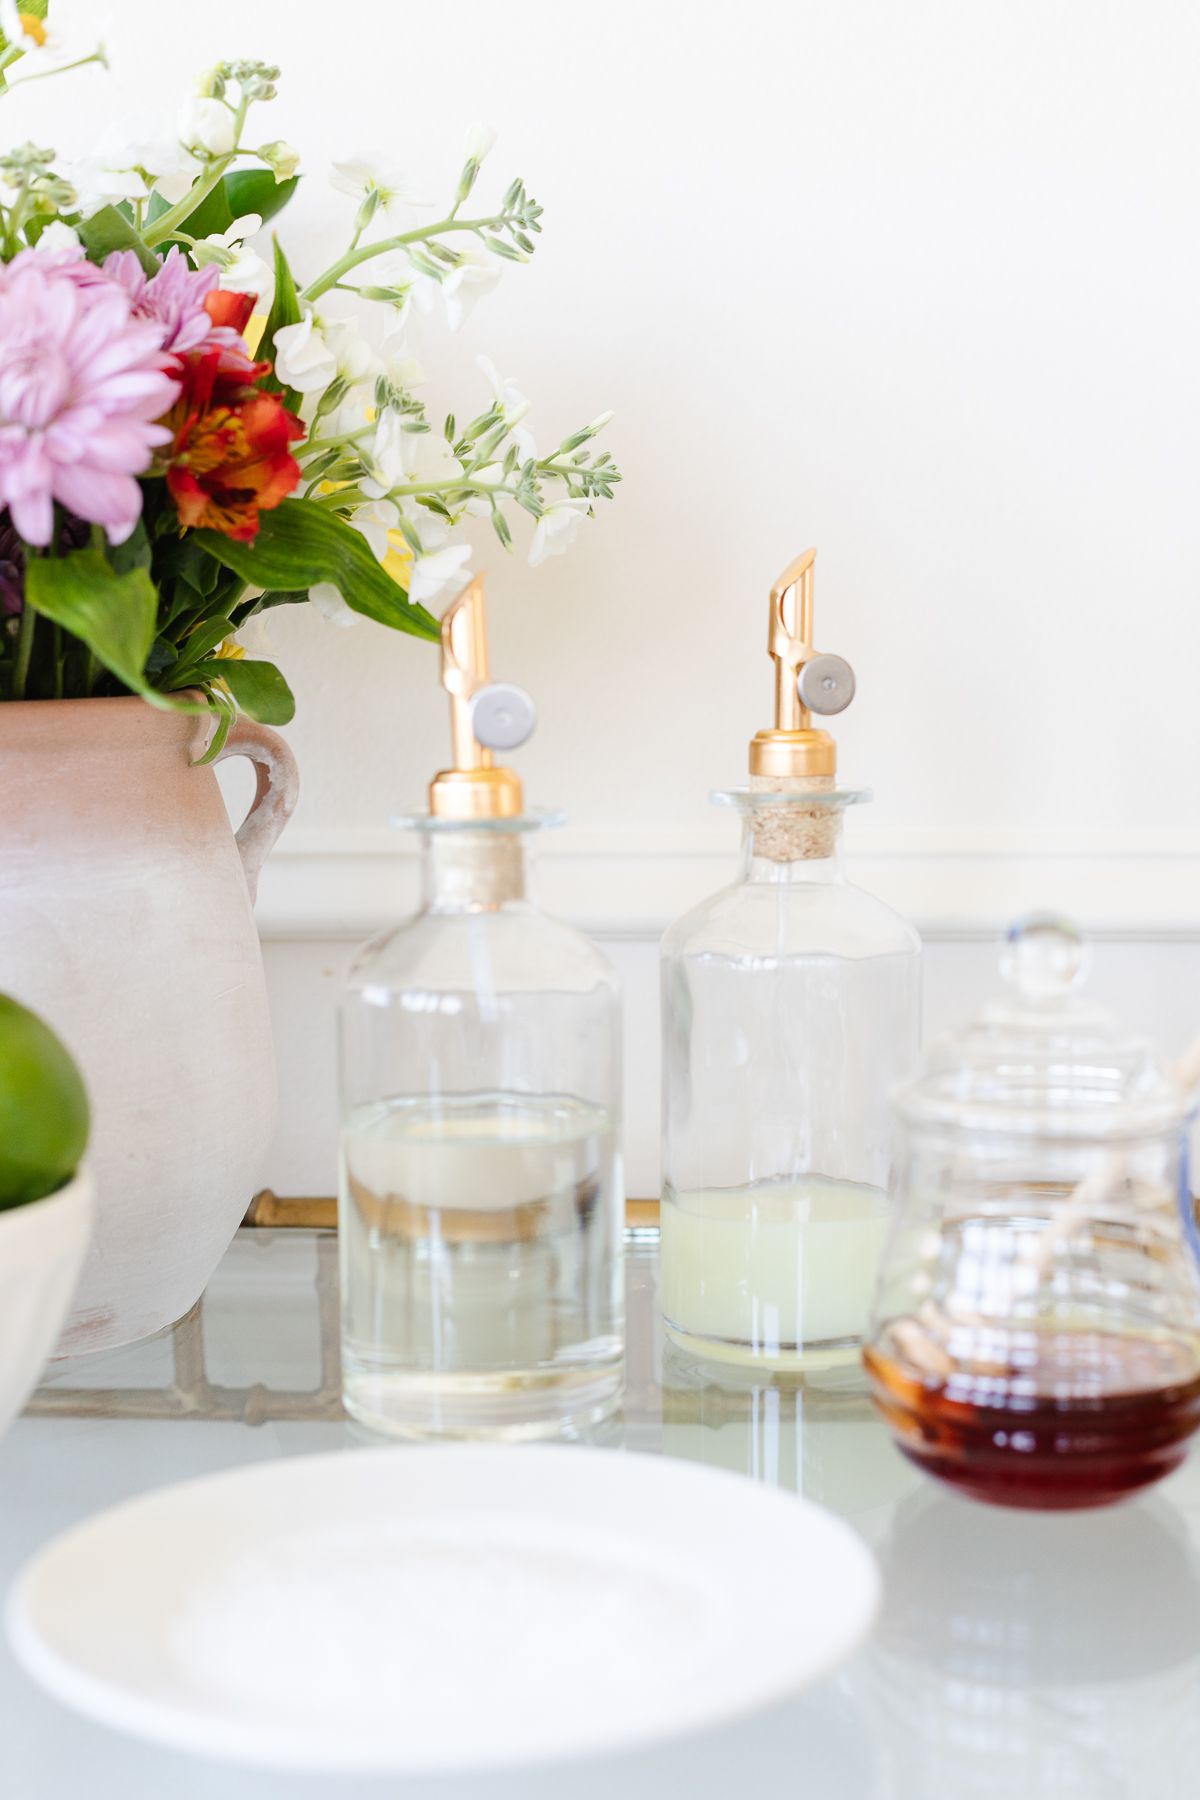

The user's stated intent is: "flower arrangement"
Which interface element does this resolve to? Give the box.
[0,17,620,754]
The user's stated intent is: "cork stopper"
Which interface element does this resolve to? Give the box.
[748,772,839,861]
[745,550,856,861]
[426,830,526,909]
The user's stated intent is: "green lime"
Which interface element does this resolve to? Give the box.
[0,994,89,1209]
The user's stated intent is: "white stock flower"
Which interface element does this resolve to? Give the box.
[310,582,356,628]
[348,498,400,563]
[65,128,150,216]
[330,156,415,225]
[409,544,472,608]
[463,122,497,163]
[272,315,338,394]
[140,138,202,203]
[528,498,590,567]
[342,250,413,320]
[365,409,410,488]
[478,354,536,461]
[193,216,273,303]
[178,96,237,157]
[402,506,450,550]
[258,140,300,182]
[439,244,502,331]
[412,244,501,332]
[294,318,377,432]
[377,333,425,392]
[37,219,80,251]
[477,355,527,421]
[325,317,375,384]
[362,408,462,497]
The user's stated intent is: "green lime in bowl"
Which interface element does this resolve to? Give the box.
[0,994,90,1210]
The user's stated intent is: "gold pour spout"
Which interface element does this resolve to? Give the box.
[768,549,817,734]
[749,548,855,783]
[429,575,525,820]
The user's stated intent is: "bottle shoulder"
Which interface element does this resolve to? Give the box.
[661,875,921,962]
[347,903,619,998]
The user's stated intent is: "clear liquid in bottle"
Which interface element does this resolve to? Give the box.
[339,1091,624,1439]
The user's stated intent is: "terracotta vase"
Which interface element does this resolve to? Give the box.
[0,698,297,1354]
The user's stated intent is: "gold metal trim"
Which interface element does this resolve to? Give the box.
[27,1235,345,1423]
[243,1192,662,1230]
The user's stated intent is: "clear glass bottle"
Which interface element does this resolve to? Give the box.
[660,552,921,1367]
[865,914,1200,1509]
[338,578,624,1439]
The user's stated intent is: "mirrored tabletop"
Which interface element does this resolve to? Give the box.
[4,1225,1200,1797]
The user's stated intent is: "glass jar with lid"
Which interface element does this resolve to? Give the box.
[865,913,1200,1509]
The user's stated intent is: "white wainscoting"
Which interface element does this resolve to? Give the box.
[255,831,1200,1201]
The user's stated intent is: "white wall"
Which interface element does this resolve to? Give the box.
[19,0,1200,1193]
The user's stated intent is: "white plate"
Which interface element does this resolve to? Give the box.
[7,1444,879,1774]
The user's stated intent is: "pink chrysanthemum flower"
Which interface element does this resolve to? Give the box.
[0,247,181,547]
[105,247,257,375]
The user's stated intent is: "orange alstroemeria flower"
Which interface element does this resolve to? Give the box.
[166,342,304,543]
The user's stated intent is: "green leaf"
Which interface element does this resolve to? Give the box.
[226,170,299,228]
[193,686,236,766]
[25,550,157,693]
[193,657,295,725]
[257,235,302,408]
[163,170,301,247]
[153,533,222,600]
[78,206,158,276]
[234,589,308,621]
[105,517,151,576]
[167,616,236,676]
[167,182,232,243]
[192,501,441,642]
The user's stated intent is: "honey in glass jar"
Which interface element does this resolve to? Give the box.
[865,915,1200,1509]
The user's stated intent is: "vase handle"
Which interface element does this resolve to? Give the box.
[212,719,299,904]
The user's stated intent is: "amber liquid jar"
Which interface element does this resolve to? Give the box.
[865,917,1200,1511]
[865,1320,1200,1509]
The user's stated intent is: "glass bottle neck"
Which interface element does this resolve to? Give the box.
[420,829,535,911]
[737,813,845,884]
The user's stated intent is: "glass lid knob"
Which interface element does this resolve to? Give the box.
[999,912,1090,1005]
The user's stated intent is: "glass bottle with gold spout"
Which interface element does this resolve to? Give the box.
[338,576,624,1439]
[660,551,921,1367]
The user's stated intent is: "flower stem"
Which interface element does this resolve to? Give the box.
[295,425,375,461]
[12,604,34,701]
[301,213,512,303]
[3,49,107,90]
[143,99,249,248]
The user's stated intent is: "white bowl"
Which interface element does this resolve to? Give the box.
[0,1171,92,1437]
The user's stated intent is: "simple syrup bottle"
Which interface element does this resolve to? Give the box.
[660,550,920,1367]
[339,576,624,1438]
